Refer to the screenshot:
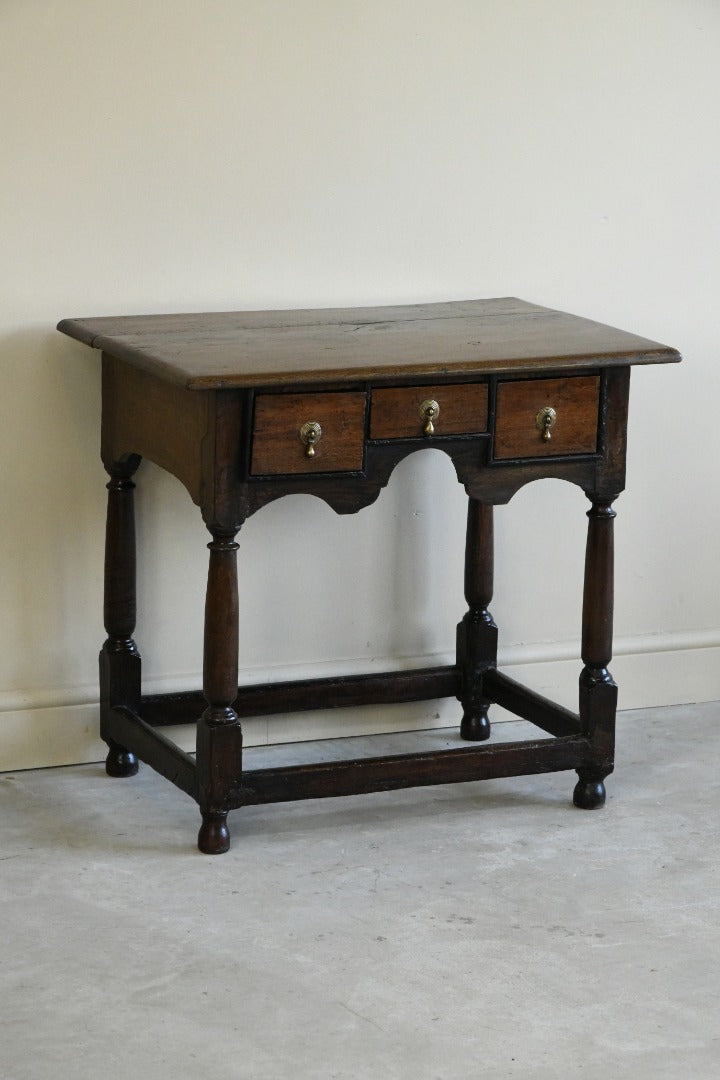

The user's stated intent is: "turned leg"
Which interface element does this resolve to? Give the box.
[196,530,243,854]
[457,499,497,741]
[574,497,618,809]
[100,457,142,777]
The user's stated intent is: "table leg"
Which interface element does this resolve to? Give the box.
[197,530,243,854]
[100,457,142,777]
[457,499,497,741]
[574,498,618,808]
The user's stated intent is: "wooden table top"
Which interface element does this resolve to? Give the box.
[58,297,680,390]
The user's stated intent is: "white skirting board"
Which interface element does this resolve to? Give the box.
[1,631,719,772]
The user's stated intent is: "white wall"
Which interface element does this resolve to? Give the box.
[2,0,719,769]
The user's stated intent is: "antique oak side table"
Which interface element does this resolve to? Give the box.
[58,299,679,854]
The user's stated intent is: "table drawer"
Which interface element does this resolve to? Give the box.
[494,376,600,459]
[251,391,367,475]
[370,383,488,440]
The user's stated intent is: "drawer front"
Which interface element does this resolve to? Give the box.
[251,391,366,475]
[494,376,600,459]
[370,383,488,439]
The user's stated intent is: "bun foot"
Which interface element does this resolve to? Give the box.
[105,743,139,777]
[460,710,491,742]
[573,773,607,809]
[198,811,230,855]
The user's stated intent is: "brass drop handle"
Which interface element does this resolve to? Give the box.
[299,421,322,457]
[535,406,557,442]
[419,398,440,437]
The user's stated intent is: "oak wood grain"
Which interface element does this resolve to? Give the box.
[494,375,600,459]
[251,391,367,475]
[370,382,488,439]
[101,354,210,504]
[58,298,680,390]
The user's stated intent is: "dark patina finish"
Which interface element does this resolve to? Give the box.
[59,298,680,853]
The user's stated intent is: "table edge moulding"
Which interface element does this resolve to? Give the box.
[57,298,681,854]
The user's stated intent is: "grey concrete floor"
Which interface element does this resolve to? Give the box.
[1,702,719,1080]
